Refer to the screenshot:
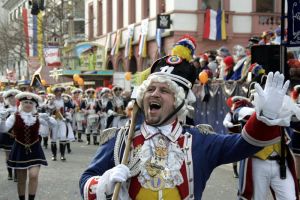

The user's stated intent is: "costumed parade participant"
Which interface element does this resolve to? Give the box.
[49,86,75,161]
[237,82,299,200]
[112,86,126,115]
[79,35,300,200]
[291,85,300,190]
[97,87,115,131]
[37,90,50,149]
[71,88,84,142]
[0,92,56,200]
[81,88,100,145]
[62,93,75,154]
[230,45,248,80]
[111,86,129,128]
[0,89,20,181]
[223,96,253,178]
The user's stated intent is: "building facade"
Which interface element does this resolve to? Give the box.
[85,0,281,74]
[2,0,29,81]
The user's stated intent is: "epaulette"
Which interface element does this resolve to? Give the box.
[99,127,118,146]
[195,124,216,135]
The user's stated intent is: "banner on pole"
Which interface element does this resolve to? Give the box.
[44,47,61,67]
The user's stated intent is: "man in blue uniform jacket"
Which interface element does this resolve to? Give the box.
[79,54,300,199]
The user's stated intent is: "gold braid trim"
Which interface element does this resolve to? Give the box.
[15,139,39,154]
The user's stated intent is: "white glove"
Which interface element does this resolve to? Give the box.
[39,113,49,121]
[223,120,234,128]
[96,164,130,199]
[0,110,8,120]
[253,71,296,126]
[254,72,289,119]
[107,110,117,116]
[6,107,16,114]
[237,107,255,121]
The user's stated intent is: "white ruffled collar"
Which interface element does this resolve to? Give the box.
[140,120,182,142]
[19,111,37,126]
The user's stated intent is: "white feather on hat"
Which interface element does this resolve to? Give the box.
[62,93,72,99]
[85,88,95,95]
[71,88,83,94]
[3,89,21,98]
[52,85,65,93]
[15,92,42,105]
[112,85,123,91]
[47,93,55,99]
[100,87,111,96]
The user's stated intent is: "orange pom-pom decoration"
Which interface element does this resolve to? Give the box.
[73,74,80,82]
[77,78,84,86]
[125,72,132,81]
[41,79,47,86]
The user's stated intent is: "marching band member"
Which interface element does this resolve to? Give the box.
[62,93,76,154]
[0,92,56,200]
[37,90,50,149]
[291,85,300,190]
[223,96,253,178]
[81,88,99,145]
[71,88,84,142]
[49,86,74,161]
[97,87,115,131]
[112,86,126,115]
[0,88,20,181]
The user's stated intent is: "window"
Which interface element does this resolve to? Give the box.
[74,21,85,34]
[142,0,149,19]
[157,0,165,14]
[88,4,94,40]
[117,0,123,28]
[107,0,112,32]
[201,0,222,10]
[10,12,13,22]
[97,0,103,35]
[129,0,136,24]
[256,0,274,13]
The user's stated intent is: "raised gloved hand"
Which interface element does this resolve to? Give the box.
[255,72,289,119]
[253,71,293,126]
[96,164,131,199]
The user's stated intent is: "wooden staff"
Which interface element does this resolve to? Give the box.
[112,101,139,200]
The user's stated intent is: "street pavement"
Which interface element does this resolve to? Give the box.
[0,140,255,200]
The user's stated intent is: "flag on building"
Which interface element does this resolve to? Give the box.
[37,12,43,62]
[156,28,163,57]
[104,33,111,66]
[110,30,121,56]
[22,8,44,58]
[125,24,135,59]
[138,19,149,58]
[203,9,227,40]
